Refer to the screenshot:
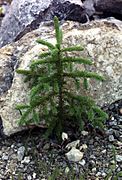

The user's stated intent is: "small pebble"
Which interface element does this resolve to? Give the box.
[80,144,88,151]
[17,146,25,161]
[43,143,50,150]
[27,175,32,180]
[101,149,106,154]
[109,135,115,142]
[101,172,106,177]
[66,140,80,150]
[109,121,117,126]
[21,156,30,164]
[32,172,36,179]
[62,132,68,141]
[92,167,96,172]
[90,155,96,159]
[111,116,115,121]
[81,131,88,136]
[79,159,86,166]
[119,108,122,115]
[66,147,83,162]
[2,153,8,161]
[116,155,122,162]
[96,172,101,177]
[65,167,70,174]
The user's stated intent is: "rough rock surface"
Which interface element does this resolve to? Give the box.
[1,0,122,48]
[0,0,86,48]
[95,0,122,17]
[0,20,122,136]
[83,0,122,20]
[65,147,84,162]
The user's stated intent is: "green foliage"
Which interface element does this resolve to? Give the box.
[105,145,122,180]
[16,16,108,139]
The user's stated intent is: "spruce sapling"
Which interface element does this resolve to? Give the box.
[16,16,108,139]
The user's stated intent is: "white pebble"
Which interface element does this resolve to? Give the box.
[81,131,88,136]
[21,156,30,164]
[96,172,101,176]
[101,149,106,154]
[62,132,68,141]
[33,172,36,179]
[66,140,80,150]
[65,167,70,174]
[116,155,122,162]
[80,144,88,151]
[27,175,32,180]
[102,172,107,177]
[66,147,83,162]
[92,167,96,172]
[79,159,86,166]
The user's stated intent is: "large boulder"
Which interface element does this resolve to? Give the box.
[1,0,122,48]
[0,0,86,48]
[0,20,122,136]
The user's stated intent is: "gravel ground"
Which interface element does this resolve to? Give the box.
[0,1,122,179]
[0,100,122,180]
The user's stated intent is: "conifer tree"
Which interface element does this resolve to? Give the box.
[16,16,108,139]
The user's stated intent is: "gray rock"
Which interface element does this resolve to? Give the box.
[0,20,122,136]
[79,159,86,166]
[119,117,122,123]
[66,140,80,150]
[109,120,117,126]
[0,150,2,156]
[27,175,32,180]
[66,147,84,162]
[21,156,30,164]
[96,172,102,177]
[113,130,120,139]
[2,153,8,160]
[32,173,36,179]
[65,167,70,174]
[90,155,96,160]
[0,0,85,48]
[106,129,114,135]
[43,143,50,150]
[109,135,115,142]
[89,160,96,168]
[95,0,122,16]
[119,108,122,115]
[80,144,88,151]
[116,155,122,162]
[101,149,106,154]
[101,172,107,177]
[92,167,97,172]
[17,146,25,161]
[0,0,53,47]
[81,130,88,136]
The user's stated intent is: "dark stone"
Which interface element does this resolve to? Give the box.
[0,116,5,139]
[0,0,85,48]
[95,0,122,15]
[0,54,17,95]
[94,0,122,21]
